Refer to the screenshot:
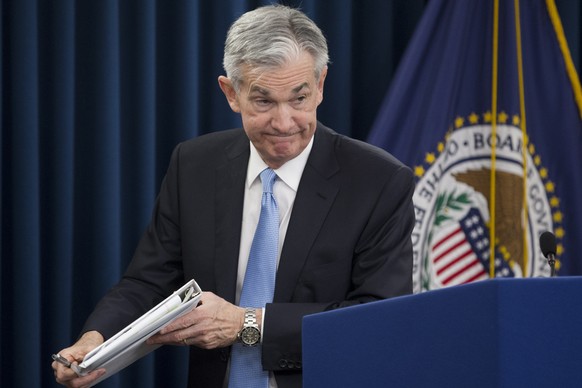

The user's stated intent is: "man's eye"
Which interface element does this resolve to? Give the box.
[255,99,271,106]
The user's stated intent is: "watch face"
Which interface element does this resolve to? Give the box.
[241,326,260,346]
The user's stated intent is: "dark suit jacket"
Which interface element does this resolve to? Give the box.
[83,123,415,388]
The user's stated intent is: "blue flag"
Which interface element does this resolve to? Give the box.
[367,0,582,292]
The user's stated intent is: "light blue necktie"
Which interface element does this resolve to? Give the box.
[229,168,279,388]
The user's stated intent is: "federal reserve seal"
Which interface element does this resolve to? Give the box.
[412,113,563,292]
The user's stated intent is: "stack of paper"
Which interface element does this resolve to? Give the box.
[77,279,202,386]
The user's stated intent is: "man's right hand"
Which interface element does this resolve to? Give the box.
[52,331,106,387]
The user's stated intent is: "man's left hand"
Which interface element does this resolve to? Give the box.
[147,291,246,349]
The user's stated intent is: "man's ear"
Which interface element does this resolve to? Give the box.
[316,66,328,106]
[218,76,241,113]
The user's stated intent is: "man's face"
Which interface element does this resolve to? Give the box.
[219,53,327,169]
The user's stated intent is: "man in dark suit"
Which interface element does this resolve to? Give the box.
[53,5,414,388]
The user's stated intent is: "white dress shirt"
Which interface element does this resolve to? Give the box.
[235,137,313,304]
[229,136,313,388]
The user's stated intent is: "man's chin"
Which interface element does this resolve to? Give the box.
[264,149,298,168]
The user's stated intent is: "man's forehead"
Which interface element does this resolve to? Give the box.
[239,53,317,94]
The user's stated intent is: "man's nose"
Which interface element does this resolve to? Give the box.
[271,104,294,132]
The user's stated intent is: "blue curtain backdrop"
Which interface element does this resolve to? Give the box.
[0,0,579,387]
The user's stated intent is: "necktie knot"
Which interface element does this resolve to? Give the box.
[260,168,277,194]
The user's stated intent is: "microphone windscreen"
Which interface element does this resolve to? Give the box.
[539,231,557,258]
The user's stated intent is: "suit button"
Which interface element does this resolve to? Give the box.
[296,360,302,369]
[219,349,229,362]
[279,359,288,368]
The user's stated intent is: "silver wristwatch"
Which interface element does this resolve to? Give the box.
[238,308,261,346]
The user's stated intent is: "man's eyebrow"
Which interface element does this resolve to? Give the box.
[248,82,310,95]
[292,82,309,94]
[249,85,270,95]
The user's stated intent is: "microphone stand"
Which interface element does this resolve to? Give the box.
[547,253,556,277]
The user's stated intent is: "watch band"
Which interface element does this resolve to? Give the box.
[243,307,257,326]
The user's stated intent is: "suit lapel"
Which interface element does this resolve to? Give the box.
[274,125,340,302]
[214,132,249,304]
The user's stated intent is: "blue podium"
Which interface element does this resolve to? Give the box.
[302,278,582,387]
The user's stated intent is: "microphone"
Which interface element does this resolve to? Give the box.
[539,231,557,277]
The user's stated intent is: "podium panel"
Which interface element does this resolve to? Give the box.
[302,278,582,387]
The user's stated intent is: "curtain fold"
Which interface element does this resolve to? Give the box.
[1,1,579,387]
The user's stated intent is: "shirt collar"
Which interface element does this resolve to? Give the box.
[246,136,314,191]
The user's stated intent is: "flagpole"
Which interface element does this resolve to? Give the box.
[545,0,582,119]
[489,0,500,278]
[514,0,529,275]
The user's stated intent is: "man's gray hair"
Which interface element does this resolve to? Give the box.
[223,5,329,91]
